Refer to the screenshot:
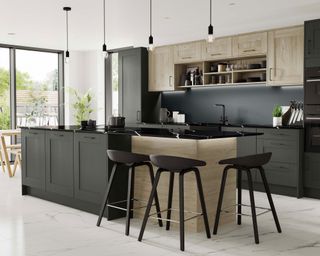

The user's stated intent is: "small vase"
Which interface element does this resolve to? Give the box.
[273,117,282,127]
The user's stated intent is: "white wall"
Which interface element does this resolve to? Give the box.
[64,50,105,125]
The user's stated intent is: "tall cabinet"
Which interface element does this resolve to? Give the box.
[118,47,160,124]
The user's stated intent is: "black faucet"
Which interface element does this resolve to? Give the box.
[215,104,228,125]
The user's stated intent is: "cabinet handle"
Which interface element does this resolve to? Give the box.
[210,53,222,56]
[306,79,320,83]
[54,134,64,137]
[169,76,173,87]
[269,68,273,81]
[243,49,256,52]
[136,110,141,122]
[182,56,192,59]
[84,136,96,140]
[312,135,320,138]
[30,132,38,135]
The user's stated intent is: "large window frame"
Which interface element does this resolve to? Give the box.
[0,43,64,128]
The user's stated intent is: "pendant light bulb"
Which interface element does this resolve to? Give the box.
[102,0,109,59]
[208,24,215,43]
[63,7,71,64]
[207,0,215,43]
[148,35,154,51]
[102,44,108,59]
[65,50,70,64]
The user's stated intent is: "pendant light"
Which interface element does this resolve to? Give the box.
[102,0,108,58]
[148,0,154,51]
[63,7,71,63]
[208,0,215,43]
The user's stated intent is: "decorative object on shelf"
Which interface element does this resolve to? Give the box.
[148,0,154,51]
[102,0,108,58]
[207,0,215,43]
[272,104,283,127]
[63,7,71,64]
[69,87,94,125]
[108,116,125,128]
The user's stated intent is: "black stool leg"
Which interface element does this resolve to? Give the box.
[259,167,282,233]
[237,169,242,225]
[213,166,230,235]
[166,172,175,230]
[193,168,211,239]
[146,163,163,227]
[246,169,259,244]
[138,169,163,242]
[97,163,117,226]
[125,166,134,236]
[179,172,185,251]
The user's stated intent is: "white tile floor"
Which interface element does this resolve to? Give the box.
[1,168,320,256]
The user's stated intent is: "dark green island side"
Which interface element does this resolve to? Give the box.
[21,127,131,220]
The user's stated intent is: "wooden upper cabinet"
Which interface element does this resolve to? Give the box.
[173,41,202,63]
[149,46,174,91]
[233,32,267,57]
[267,26,304,86]
[202,37,232,60]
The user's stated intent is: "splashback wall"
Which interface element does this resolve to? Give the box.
[161,84,304,125]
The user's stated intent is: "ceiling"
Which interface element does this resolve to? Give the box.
[1,0,320,51]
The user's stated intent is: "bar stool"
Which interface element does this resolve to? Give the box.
[138,155,211,251]
[97,150,163,236]
[213,152,282,244]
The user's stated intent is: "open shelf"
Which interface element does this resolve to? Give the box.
[178,81,266,89]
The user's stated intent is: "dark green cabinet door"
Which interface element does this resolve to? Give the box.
[305,20,320,60]
[74,133,108,204]
[119,48,142,124]
[45,131,74,197]
[21,129,46,189]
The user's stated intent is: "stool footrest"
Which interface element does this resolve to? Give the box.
[148,208,203,223]
[107,198,155,212]
[220,203,271,217]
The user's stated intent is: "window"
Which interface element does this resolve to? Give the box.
[16,50,59,127]
[0,45,63,129]
[0,48,10,129]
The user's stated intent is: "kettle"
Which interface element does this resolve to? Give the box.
[159,108,170,123]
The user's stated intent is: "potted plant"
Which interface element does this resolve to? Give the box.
[272,105,282,127]
[70,88,94,125]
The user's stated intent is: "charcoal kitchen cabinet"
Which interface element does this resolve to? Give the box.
[74,132,108,204]
[118,47,160,124]
[305,19,320,66]
[45,131,74,197]
[21,129,46,189]
[256,128,303,198]
[304,153,320,198]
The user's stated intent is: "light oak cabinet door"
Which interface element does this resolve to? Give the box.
[233,32,267,57]
[267,26,304,86]
[174,41,202,63]
[202,37,232,60]
[149,46,174,91]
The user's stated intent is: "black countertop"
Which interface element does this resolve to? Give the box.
[20,125,262,140]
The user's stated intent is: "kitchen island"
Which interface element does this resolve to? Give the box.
[21,126,260,232]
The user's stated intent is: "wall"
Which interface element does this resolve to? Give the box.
[64,50,105,125]
[161,84,304,125]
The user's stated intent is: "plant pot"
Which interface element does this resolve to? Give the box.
[273,117,282,127]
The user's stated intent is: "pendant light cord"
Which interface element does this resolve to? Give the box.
[103,0,106,44]
[210,0,212,25]
[150,0,152,36]
[66,10,69,51]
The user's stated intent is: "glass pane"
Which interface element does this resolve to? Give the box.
[112,52,119,116]
[16,50,59,127]
[0,48,10,130]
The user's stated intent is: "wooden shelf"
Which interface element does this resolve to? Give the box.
[203,71,232,75]
[233,68,266,73]
[178,81,266,89]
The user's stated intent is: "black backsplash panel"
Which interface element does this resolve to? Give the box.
[161,84,304,125]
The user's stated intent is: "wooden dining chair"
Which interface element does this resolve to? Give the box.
[0,134,21,177]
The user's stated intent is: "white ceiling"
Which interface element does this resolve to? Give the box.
[1,0,320,51]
